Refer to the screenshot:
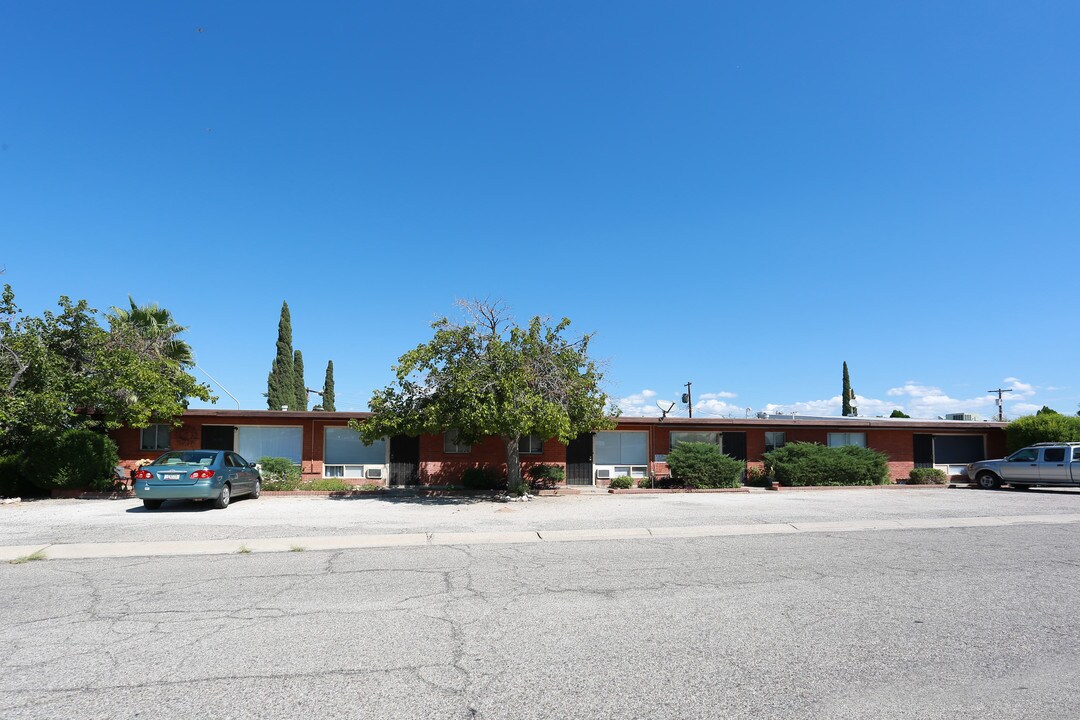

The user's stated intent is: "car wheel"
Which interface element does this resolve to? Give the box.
[143,499,163,510]
[251,479,261,499]
[977,472,1001,490]
[213,483,231,509]
[1011,484,1031,491]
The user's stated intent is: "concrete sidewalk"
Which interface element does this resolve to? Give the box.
[5,512,1080,562]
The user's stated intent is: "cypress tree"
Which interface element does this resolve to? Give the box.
[842,361,855,417]
[322,360,336,412]
[293,350,308,411]
[266,302,294,410]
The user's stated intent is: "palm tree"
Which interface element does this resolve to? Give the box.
[107,296,194,366]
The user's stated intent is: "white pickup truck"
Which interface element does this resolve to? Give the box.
[966,442,1080,490]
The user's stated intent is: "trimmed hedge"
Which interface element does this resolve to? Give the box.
[528,463,565,489]
[908,467,947,485]
[1006,414,1080,452]
[609,476,634,490]
[666,442,745,489]
[763,442,890,486]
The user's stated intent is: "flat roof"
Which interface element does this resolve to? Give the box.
[180,409,1005,431]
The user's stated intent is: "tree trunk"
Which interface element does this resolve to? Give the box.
[504,436,525,495]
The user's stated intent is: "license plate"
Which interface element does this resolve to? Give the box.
[163,474,181,481]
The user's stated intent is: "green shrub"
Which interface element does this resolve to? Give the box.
[302,478,353,491]
[764,442,889,486]
[258,457,302,490]
[20,429,120,490]
[908,468,947,485]
[665,442,744,488]
[527,463,565,489]
[461,467,499,490]
[1006,414,1080,452]
[744,465,769,487]
[609,476,634,489]
[0,455,33,498]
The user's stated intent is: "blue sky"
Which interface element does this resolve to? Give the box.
[2,2,1077,420]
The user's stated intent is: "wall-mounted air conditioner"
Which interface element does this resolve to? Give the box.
[595,468,611,479]
[365,467,384,479]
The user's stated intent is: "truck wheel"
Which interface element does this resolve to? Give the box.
[977,472,1001,490]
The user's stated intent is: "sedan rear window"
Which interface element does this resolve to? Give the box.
[150,451,218,466]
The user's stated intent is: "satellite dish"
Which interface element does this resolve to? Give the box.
[657,401,675,420]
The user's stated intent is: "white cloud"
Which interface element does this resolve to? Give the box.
[614,388,742,417]
[1003,377,1036,397]
[767,376,1047,420]
[613,389,669,416]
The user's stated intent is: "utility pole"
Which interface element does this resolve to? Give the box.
[682,381,693,419]
[987,388,1013,422]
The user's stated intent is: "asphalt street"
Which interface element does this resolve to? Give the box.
[3,490,1080,719]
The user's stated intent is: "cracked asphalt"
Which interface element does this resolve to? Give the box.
[3,490,1080,719]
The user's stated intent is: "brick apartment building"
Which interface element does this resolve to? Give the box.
[109,410,1007,486]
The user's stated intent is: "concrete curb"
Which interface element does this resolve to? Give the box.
[5,513,1080,563]
[609,487,749,494]
[769,484,949,492]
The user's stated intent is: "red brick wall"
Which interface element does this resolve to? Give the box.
[418,433,567,485]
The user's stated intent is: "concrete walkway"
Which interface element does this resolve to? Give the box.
[5,512,1080,562]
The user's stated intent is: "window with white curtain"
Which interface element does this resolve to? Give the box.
[237,426,303,463]
[594,432,648,465]
[325,427,386,464]
[827,432,867,448]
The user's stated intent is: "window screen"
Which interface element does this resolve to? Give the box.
[932,435,985,464]
[828,433,867,448]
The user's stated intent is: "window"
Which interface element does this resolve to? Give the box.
[932,435,985,464]
[1008,448,1038,462]
[140,424,171,451]
[764,432,785,453]
[670,431,721,449]
[595,432,648,465]
[443,429,472,454]
[1043,448,1066,463]
[237,426,302,463]
[827,432,866,448]
[324,427,386,477]
[519,434,543,454]
[325,428,385,464]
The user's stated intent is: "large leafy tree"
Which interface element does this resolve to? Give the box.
[0,285,213,453]
[353,300,613,494]
[322,360,336,412]
[266,301,294,410]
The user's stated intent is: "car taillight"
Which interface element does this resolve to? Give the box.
[190,470,215,479]
[135,470,153,480]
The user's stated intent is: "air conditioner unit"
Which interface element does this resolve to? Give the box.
[595,468,611,479]
[365,467,384,480]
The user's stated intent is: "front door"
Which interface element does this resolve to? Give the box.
[566,433,594,486]
[913,434,934,468]
[389,435,420,486]
[201,425,235,451]
[1001,447,1039,483]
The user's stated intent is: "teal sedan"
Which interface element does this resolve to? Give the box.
[134,450,261,510]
